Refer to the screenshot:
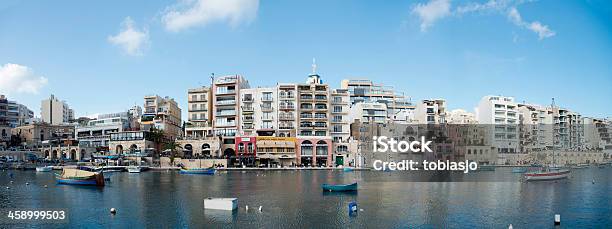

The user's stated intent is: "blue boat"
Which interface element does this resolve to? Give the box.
[179,168,216,175]
[343,167,353,172]
[512,167,527,173]
[321,182,358,192]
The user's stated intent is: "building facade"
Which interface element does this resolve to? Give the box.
[41,94,74,125]
[142,95,182,140]
[477,95,519,154]
[185,86,212,138]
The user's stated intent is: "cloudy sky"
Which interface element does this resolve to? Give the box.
[1,0,611,119]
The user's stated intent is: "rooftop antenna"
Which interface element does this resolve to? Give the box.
[311,58,317,75]
[210,73,215,84]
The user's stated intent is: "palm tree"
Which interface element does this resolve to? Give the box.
[164,140,182,166]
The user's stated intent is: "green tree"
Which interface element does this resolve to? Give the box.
[164,140,182,166]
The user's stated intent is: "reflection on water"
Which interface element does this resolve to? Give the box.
[0,167,610,228]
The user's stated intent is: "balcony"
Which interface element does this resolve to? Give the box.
[261,116,273,121]
[279,125,294,130]
[279,94,295,99]
[300,105,313,110]
[261,97,273,102]
[300,113,313,119]
[215,122,236,127]
[242,116,254,123]
[242,124,254,130]
[314,114,327,119]
[216,89,236,95]
[216,111,236,116]
[315,105,327,110]
[242,97,254,102]
[279,114,294,120]
[241,106,254,112]
[279,104,295,110]
[261,105,273,112]
[300,95,313,101]
[216,100,236,106]
[315,95,327,101]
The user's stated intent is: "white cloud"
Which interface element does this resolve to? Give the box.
[108,17,150,56]
[162,0,259,32]
[412,0,451,31]
[507,7,555,40]
[0,63,48,95]
[412,0,555,40]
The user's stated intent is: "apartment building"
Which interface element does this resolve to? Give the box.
[142,95,182,140]
[477,95,519,154]
[239,87,277,136]
[212,75,250,156]
[415,99,447,124]
[340,79,415,123]
[583,118,612,150]
[12,123,75,147]
[517,103,553,152]
[554,107,583,150]
[41,94,74,125]
[0,95,34,128]
[277,83,298,137]
[185,86,212,138]
[349,102,388,124]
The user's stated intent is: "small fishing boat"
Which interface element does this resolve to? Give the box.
[56,168,105,186]
[343,167,354,172]
[127,166,142,173]
[321,182,358,192]
[571,164,588,169]
[36,166,53,172]
[477,165,496,171]
[179,168,216,175]
[512,167,527,173]
[524,168,570,181]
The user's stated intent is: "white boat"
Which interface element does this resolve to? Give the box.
[127,166,142,173]
[36,166,53,172]
[204,198,238,211]
[524,168,570,181]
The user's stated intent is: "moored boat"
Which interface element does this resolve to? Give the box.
[127,166,142,173]
[524,169,570,181]
[343,167,354,172]
[56,168,105,186]
[321,182,358,192]
[179,168,216,175]
[477,165,496,171]
[36,166,53,172]
[512,167,527,173]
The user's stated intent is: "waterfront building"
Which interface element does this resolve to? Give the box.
[41,94,74,125]
[142,95,182,140]
[277,83,298,137]
[255,136,297,166]
[12,123,74,147]
[517,103,553,152]
[185,86,212,138]
[296,135,332,167]
[583,117,612,151]
[349,102,387,124]
[340,78,415,122]
[553,107,583,150]
[330,89,351,165]
[176,137,221,158]
[415,99,447,124]
[477,96,519,155]
[75,109,141,149]
[212,75,250,156]
[448,109,477,124]
[235,136,256,165]
[108,130,156,155]
[0,95,34,128]
[39,144,94,161]
[238,87,278,137]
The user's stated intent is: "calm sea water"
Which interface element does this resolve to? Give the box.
[0,167,610,228]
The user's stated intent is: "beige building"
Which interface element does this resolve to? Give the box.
[142,95,182,140]
[41,94,74,125]
[177,137,221,158]
[12,123,74,147]
[415,99,447,124]
[255,136,297,166]
[185,87,212,138]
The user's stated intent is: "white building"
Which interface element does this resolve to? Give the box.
[477,95,519,154]
[239,87,278,136]
[41,94,74,125]
[340,79,414,123]
[76,110,139,148]
[348,102,387,124]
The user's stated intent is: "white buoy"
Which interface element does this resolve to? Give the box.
[508,224,513,229]
[554,214,560,225]
[359,209,363,212]
[26,182,29,185]
[44,185,48,188]
[10,181,13,183]
[259,206,262,212]
[110,208,117,215]
[592,179,595,184]
[5,186,9,189]
[246,205,249,211]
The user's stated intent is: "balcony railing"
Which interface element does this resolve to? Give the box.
[241,106,254,112]
[216,100,236,105]
[261,105,273,111]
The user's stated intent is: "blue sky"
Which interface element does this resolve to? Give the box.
[0,0,611,120]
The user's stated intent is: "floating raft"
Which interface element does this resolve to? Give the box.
[322,182,358,192]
